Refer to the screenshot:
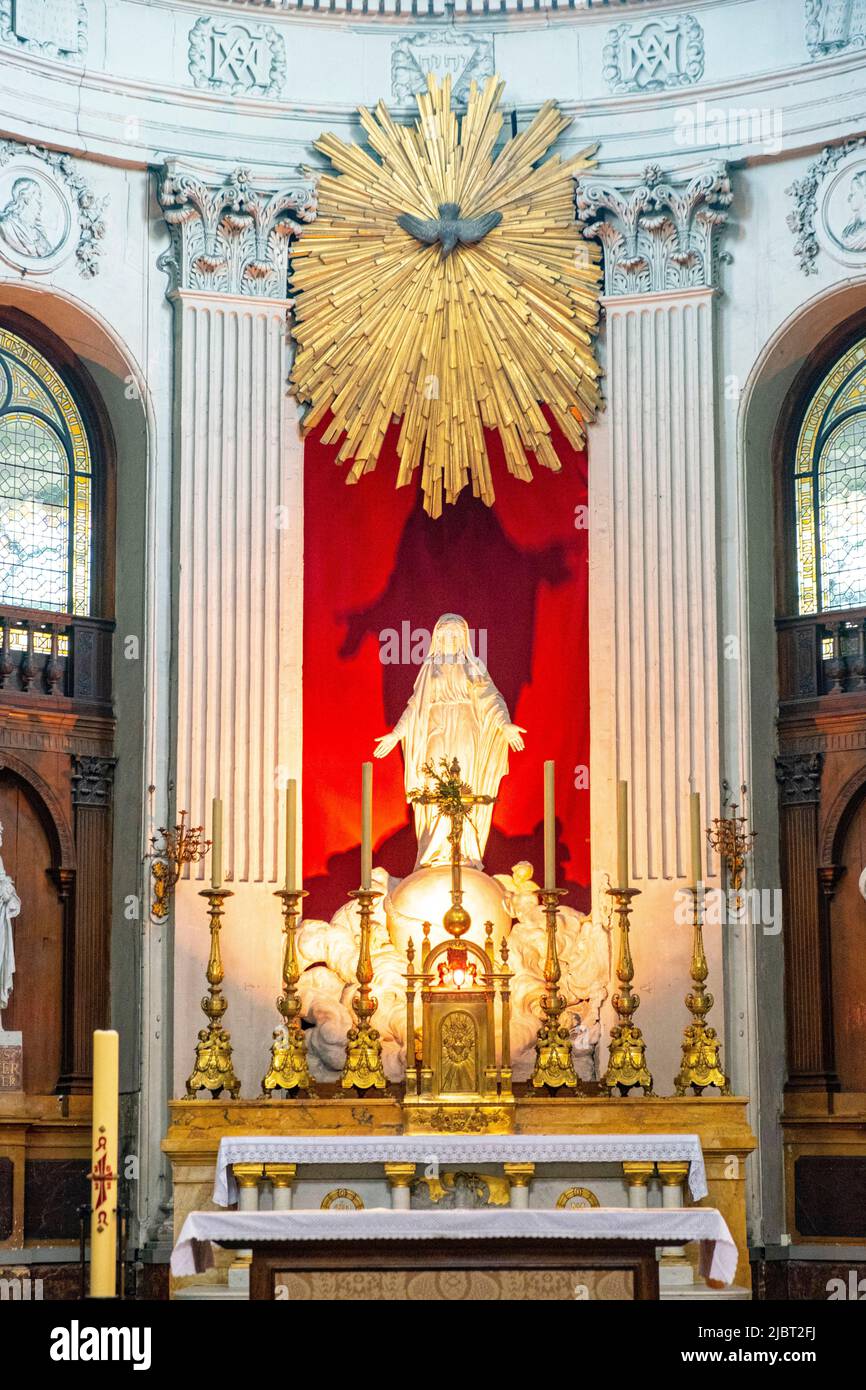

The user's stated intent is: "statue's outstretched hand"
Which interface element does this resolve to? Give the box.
[374,732,400,759]
[504,723,526,751]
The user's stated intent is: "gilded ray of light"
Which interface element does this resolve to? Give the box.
[290,73,602,518]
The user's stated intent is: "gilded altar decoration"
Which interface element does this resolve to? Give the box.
[186,887,241,1099]
[263,888,314,1094]
[290,74,601,517]
[602,887,653,1097]
[556,1186,600,1209]
[530,887,580,1091]
[149,811,210,921]
[403,759,514,1132]
[341,887,388,1092]
[321,1188,364,1210]
[673,888,730,1097]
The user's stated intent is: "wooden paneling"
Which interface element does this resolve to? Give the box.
[831,795,866,1092]
[0,771,63,1093]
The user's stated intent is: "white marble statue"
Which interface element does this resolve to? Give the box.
[0,823,21,1023]
[374,613,525,869]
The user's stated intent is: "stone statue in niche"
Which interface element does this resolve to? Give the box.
[0,822,21,1024]
[374,612,524,869]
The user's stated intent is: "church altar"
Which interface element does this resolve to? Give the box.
[212,1132,708,1206]
[170,1206,739,1300]
[165,605,756,1298]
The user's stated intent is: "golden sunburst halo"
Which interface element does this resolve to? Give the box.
[290,73,602,518]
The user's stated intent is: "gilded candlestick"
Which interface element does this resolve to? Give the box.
[602,886,653,1096]
[674,887,730,1095]
[530,887,579,1091]
[341,886,387,1092]
[186,887,241,1099]
[263,888,315,1095]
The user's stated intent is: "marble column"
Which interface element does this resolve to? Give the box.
[157,163,315,1095]
[576,165,734,1088]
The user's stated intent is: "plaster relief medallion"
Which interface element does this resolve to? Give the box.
[603,15,704,94]
[0,0,86,61]
[556,1186,601,1210]
[818,152,866,267]
[391,32,494,105]
[0,155,77,275]
[188,16,286,98]
[320,1188,364,1210]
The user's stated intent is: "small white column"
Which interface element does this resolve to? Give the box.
[266,1163,296,1211]
[657,1162,693,1288]
[384,1162,415,1211]
[231,1164,263,1290]
[623,1162,655,1208]
[504,1163,535,1210]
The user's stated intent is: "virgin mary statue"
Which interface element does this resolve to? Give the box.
[374,614,525,869]
[0,823,21,1022]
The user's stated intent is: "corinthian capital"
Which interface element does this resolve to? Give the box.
[575,163,733,297]
[157,160,316,298]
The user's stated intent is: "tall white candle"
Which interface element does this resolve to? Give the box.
[211,797,223,890]
[616,780,629,889]
[543,760,556,890]
[361,762,372,891]
[285,779,297,891]
[690,790,702,889]
[90,1029,119,1299]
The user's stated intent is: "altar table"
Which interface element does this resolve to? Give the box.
[212,1133,708,1205]
[171,1207,738,1300]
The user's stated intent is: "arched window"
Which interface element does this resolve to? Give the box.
[0,326,92,615]
[795,336,866,615]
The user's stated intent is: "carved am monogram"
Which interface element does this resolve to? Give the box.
[188,17,286,98]
[603,16,705,94]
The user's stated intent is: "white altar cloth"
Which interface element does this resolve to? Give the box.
[213,1133,708,1205]
[171,1206,738,1286]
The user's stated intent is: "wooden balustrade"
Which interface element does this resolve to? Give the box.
[0,605,113,710]
[777,605,866,704]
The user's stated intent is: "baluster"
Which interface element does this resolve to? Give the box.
[44,623,63,696]
[825,622,846,695]
[0,620,11,690]
[20,622,37,692]
[851,619,866,691]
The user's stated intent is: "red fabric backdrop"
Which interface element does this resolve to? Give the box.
[302,418,590,916]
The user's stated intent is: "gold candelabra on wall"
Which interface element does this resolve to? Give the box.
[150,810,210,920]
[706,784,756,910]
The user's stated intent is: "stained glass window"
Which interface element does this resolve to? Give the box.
[0,328,92,615]
[795,337,866,614]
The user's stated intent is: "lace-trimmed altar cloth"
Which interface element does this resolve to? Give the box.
[172,1206,737,1286]
[213,1133,708,1206]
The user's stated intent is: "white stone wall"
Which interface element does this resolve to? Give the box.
[1,0,865,1246]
